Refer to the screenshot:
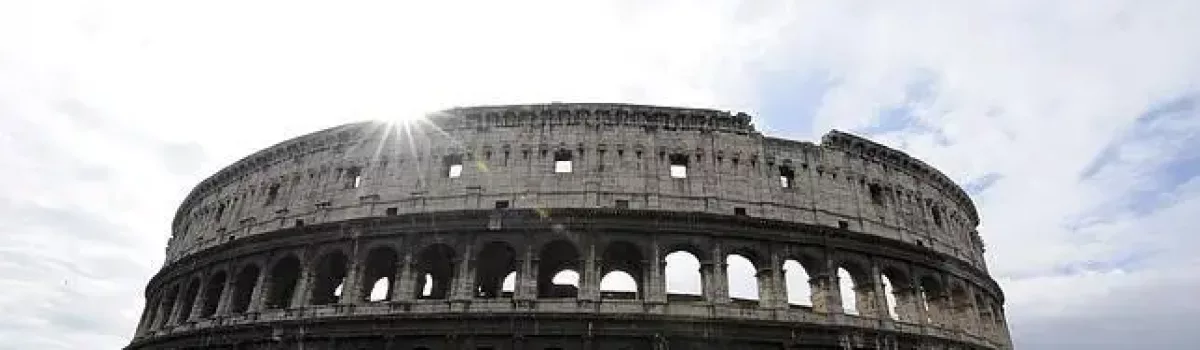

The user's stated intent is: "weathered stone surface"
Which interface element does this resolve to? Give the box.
[129,103,1011,350]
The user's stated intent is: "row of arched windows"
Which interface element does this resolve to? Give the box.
[140,239,1006,341]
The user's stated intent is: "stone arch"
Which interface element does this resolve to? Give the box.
[662,244,704,299]
[725,246,762,302]
[359,246,399,302]
[537,239,581,298]
[308,250,349,306]
[175,277,201,323]
[599,240,644,299]
[199,270,228,317]
[879,264,914,321]
[781,249,823,308]
[264,254,302,309]
[158,283,180,328]
[229,263,260,314]
[474,241,517,298]
[918,274,946,325]
[833,256,871,316]
[413,243,456,299]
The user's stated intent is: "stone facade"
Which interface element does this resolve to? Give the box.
[128,103,1011,350]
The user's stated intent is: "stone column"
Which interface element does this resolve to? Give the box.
[514,239,538,305]
[708,244,729,304]
[166,285,186,327]
[810,272,843,314]
[391,251,415,302]
[340,251,365,304]
[645,238,666,304]
[188,278,206,320]
[579,240,599,302]
[247,265,270,312]
[216,270,238,316]
[868,264,888,319]
[451,242,477,302]
[854,282,879,318]
[289,260,313,308]
[891,286,919,323]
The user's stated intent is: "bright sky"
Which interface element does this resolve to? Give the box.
[2,1,1199,349]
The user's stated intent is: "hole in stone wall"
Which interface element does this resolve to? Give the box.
[414,244,456,299]
[444,155,464,178]
[309,252,349,306]
[494,200,510,209]
[230,265,260,314]
[664,250,702,298]
[779,166,795,188]
[869,183,884,205]
[734,207,747,216]
[783,260,812,306]
[385,207,398,216]
[265,256,301,309]
[265,183,280,205]
[361,247,398,302]
[553,150,573,173]
[726,254,759,301]
[343,166,362,189]
[537,240,581,298]
[614,200,629,209]
[200,271,227,318]
[474,242,516,298]
[668,154,688,178]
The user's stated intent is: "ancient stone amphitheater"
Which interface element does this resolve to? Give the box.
[128,103,1011,350]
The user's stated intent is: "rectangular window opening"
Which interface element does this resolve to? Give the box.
[344,167,362,189]
[265,183,281,205]
[385,207,398,216]
[294,219,305,227]
[779,166,796,188]
[444,155,464,178]
[614,200,629,209]
[494,200,510,209]
[669,153,689,178]
[734,207,747,216]
[838,220,849,229]
[553,150,573,173]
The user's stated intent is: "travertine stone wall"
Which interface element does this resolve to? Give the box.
[166,104,986,272]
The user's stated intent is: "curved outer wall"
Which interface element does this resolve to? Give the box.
[130,103,1011,350]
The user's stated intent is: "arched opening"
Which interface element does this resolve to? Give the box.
[880,274,898,319]
[199,271,227,318]
[230,265,260,313]
[475,241,517,298]
[880,267,912,321]
[664,250,702,301]
[725,254,759,303]
[175,278,201,323]
[919,276,944,324]
[265,255,301,309]
[537,240,581,298]
[414,244,456,299]
[837,268,858,315]
[309,251,349,305]
[158,285,179,328]
[782,259,812,307]
[360,247,399,302]
[600,271,638,298]
[599,241,643,299]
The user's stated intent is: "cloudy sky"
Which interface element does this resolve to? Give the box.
[2,0,1198,349]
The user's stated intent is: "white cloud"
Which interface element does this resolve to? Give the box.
[1,0,1198,349]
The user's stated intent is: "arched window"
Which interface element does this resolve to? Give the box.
[664,250,702,300]
[782,260,812,306]
[726,254,759,302]
[474,242,517,298]
[837,268,857,315]
[176,278,201,322]
[200,271,227,317]
[230,265,260,313]
[414,244,456,299]
[880,274,898,319]
[309,251,349,306]
[537,240,581,298]
[265,255,301,309]
[360,247,399,302]
[599,241,643,300]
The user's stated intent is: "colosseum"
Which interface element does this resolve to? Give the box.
[128,103,1011,350]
